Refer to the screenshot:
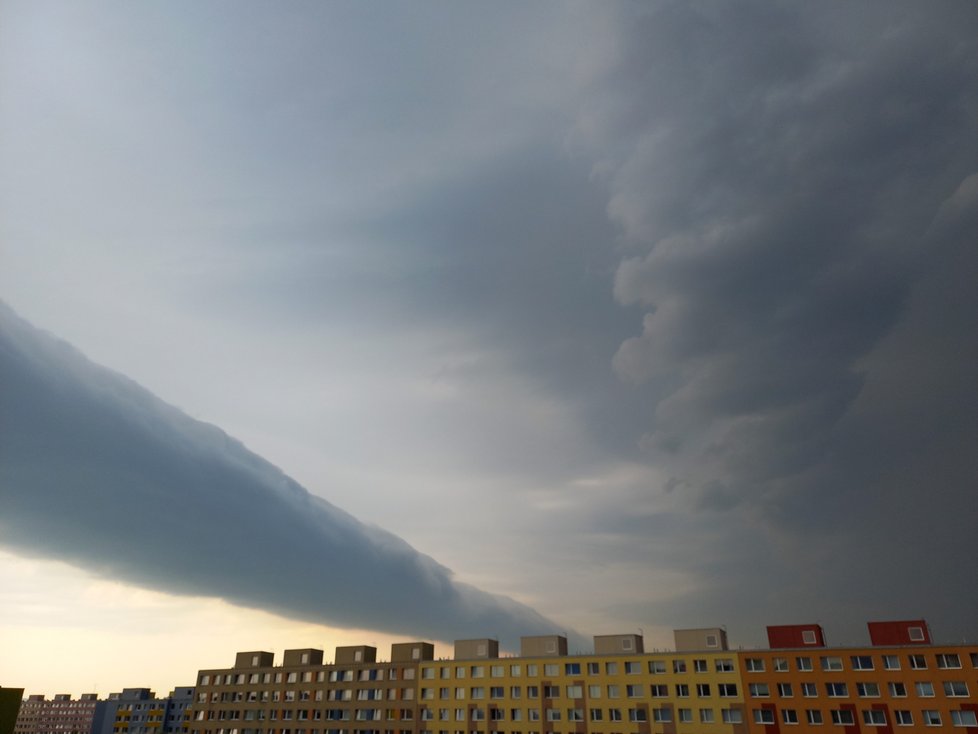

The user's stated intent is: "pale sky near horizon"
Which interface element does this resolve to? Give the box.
[1,0,977,698]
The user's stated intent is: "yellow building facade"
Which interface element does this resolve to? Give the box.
[186,622,977,734]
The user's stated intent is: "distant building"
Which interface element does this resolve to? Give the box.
[14,694,98,734]
[0,688,24,734]
[92,688,194,734]
[185,618,978,734]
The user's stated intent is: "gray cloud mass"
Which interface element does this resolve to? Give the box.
[0,0,976,647]
[0,302,580,649]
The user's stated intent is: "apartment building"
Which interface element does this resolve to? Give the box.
[187,620,977,734]
[14,694,99,734]
[92,687,195,734]
[739,621,978,731]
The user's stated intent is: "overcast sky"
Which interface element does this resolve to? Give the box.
[1,0,976,696]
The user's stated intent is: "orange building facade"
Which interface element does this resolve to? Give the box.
[739,621,978,732]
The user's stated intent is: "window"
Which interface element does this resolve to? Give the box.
[624,662,640,675]
[527,663,538,676]
[944,681,969,697]
[542,686,559,699]
[922,710,941,726]
[676,684,689,698]
[745,658,765,672]
[937,653,962,669]
[606,685,619,699]
[796,657,813,672]
[608,708,622,721]
[820,656,843,672]
[648,660,666,674]
[694,659,708,673]
[719,683,737,698]
[863,710,886,726]
[802,629,818,645]
[716,658,734,673]
[489,709,504,722]
[952,711,978,727]
[888,682,907,697]
[856,682,880,698]
[777,683,793,698]
[850,656,873,671]
[454,688,465,700]
[672,659,687,673]
[650,685,667,698]
[471,666,484,679]
[908,626,925,641]
[696,684,711,698]
[774,657,789,672]
[625,685,642,698]
[652,708,671,723]
[782,709,798,724]
[454,667,465,679]
[511,664,522,676]
[604,662,617,675]
[566,686,582,699]
[587,685,599,699]
[545,709,560,722]
[883,655,900,671]
[586,662,600,675]
[543,664,558,677]
[567,708,584,722]
[564,663,580,676]
[491,666,504,678]
[490,687,504,700]
[806,709,823,725]
[678,708,692,723]
[528,708,540,721]
[909,654,926,670]
[894,710,913,726]
[825,683,847,698]
[588,708,602,721]
[971,652,978,668]
[830,710,854,725]
[527,686,539,699]
[915,681,934,697]
[626,708,645,723]
[749,683,769,698]
[706,634,719,648]
[699,709,714,723]
[721,708,743,724]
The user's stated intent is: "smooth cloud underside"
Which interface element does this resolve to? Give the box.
[0,302,577,648]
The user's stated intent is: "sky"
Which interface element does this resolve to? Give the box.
[1,0,976,697]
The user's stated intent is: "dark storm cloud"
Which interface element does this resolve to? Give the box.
[0,302,583,649]
[568,1,978,639]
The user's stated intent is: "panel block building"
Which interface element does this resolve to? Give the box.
[14,694,99,734]
[186,620,978,734]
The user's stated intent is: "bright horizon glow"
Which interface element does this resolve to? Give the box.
[0,551,453,697]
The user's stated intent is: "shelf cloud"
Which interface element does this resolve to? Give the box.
[0,301,579,650]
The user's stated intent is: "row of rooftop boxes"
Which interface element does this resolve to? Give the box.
[229,619,934,669]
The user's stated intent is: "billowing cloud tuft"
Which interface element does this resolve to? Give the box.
[0,301,582,650]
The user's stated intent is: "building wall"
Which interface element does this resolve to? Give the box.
[737,645,978,732]
[0,688,24,734]
[185,630,978,734]
[14,694,98,734]
[93,687,195,734]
